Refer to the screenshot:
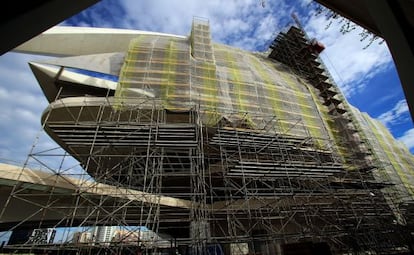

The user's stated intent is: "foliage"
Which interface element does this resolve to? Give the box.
[313,2,385,49]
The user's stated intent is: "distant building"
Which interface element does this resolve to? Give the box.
[112,229,140,243]
[110,229,173,249]
[93,226,117,244]
[72,231,92,244]
[9,228,56,245]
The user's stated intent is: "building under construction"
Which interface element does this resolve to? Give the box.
[1,17,414,254]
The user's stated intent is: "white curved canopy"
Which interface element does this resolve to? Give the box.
[14,26,186,57]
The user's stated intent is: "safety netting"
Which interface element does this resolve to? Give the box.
[115,18,414,202]
[115,18,331,144]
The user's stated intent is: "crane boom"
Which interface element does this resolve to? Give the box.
[291,12,307,38]
[291,12,325,54]
[291,12,303,30]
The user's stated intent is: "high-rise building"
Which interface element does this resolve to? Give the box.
[2,18,414,254]
[93,226,117,244]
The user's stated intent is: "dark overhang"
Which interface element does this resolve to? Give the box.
[0,0,101,55]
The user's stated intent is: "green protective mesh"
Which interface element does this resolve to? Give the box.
[115,34,191,110]
[115,21,333,142]
[114,21,414,203]
[357,110,414,201]
[115,22,352,143]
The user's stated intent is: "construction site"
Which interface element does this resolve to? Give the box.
[0,17,414,255]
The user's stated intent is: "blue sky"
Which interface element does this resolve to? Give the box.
[0,0,413,170]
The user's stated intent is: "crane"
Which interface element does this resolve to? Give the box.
[291,12,306,37]
[291,12,325,54]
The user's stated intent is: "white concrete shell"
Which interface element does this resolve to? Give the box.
[29,62,117,102]
[36,52,125,76]
[14,26,186,56]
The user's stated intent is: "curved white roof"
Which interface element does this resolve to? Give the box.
[13,26,186,57]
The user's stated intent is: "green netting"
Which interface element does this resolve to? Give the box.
[362,113,414,199]
[161,40,177,107]
[113,20,414,203]
[279,72,327,144]
[115,34,191,111]
[115,35,147,102]
[247,54,288,132]
[114,22,412,179]
[115,23,335,141]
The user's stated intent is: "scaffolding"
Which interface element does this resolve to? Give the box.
[1,18,414,255]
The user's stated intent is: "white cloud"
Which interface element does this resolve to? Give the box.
[376,99,409,127]
[304,12,392,97]
[394,100,409,115]
[398,128,414,151]
[0,87,46,112]
[0,52,54,165]
[65,0,287,52]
